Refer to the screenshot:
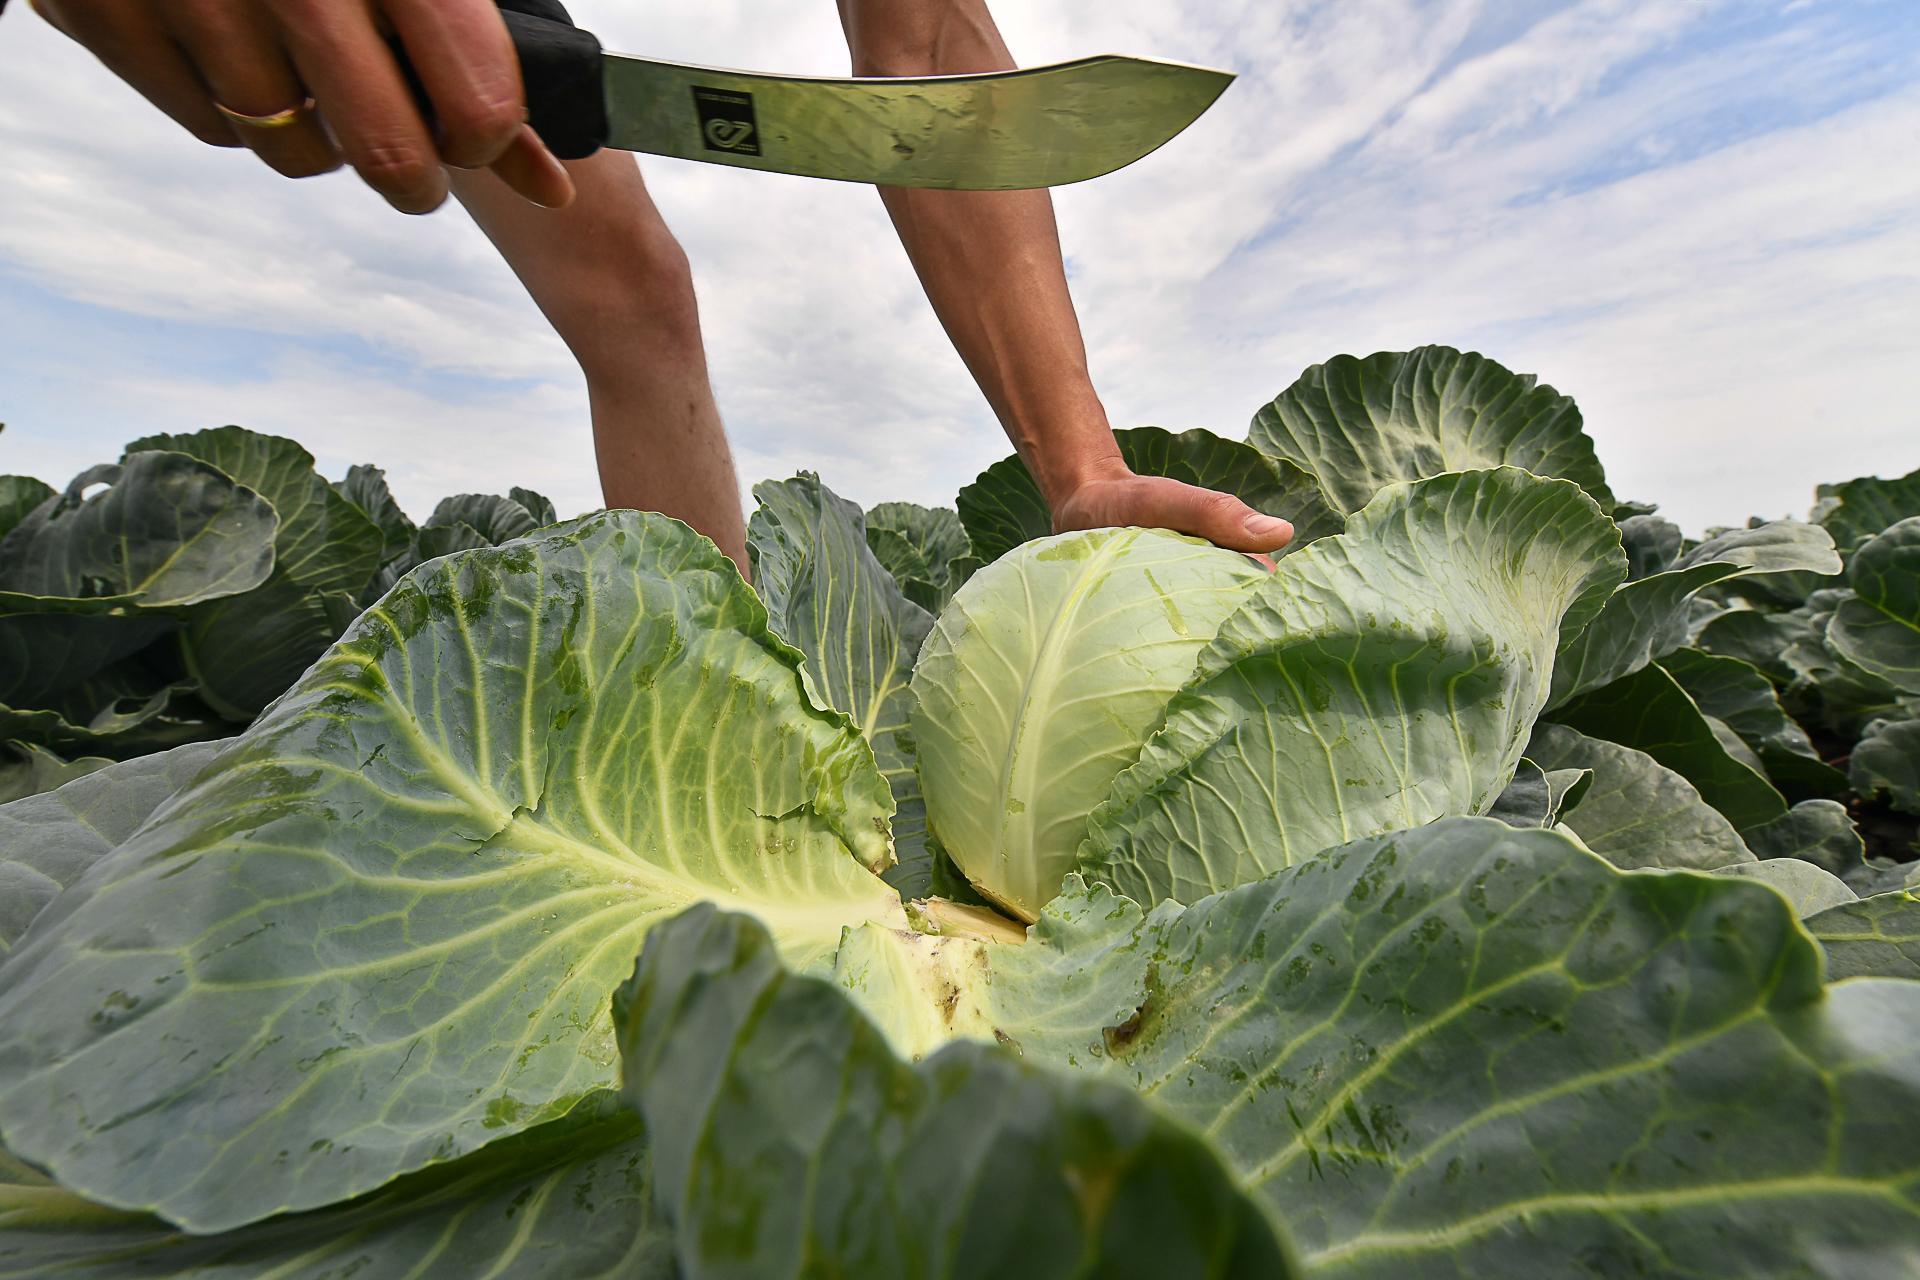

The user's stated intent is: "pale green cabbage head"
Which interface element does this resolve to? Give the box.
[910,527,1264,920]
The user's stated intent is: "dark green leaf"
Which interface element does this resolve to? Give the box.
[0,611,171,707]
[1804,891,1920,979]
[0,1095,671,1280]
[0,479,53,543]
[1694,608,1816,686]
[1826,517,1920,693]
[178,576,361,720]
[1618,513,1682,579]
[1816,465,1920,552]
[413,520,490,562]
[125,427,382,599]
[0,678,218,760]
[1742,799,1866,874]
[1486,758,1552,828]
[1660,647,1848,797]
[0,454,276,609]
[424,494,537,544]
[1525,722,1751,869]
[508,486,558,528]
[0,745,110,808]
[333,464,415,564]
[1487,760,1592,830]
[1552,662,1788,836]
[1851,715,1920,815]
[1549,520,1841,706]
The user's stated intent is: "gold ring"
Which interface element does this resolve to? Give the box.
[214,96,315,130]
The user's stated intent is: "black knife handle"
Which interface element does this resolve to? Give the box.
[392,1,608,161]
[494,0,607,160]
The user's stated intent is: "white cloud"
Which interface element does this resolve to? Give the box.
[0,0,1915,534]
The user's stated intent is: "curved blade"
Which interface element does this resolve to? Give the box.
[602,54,1234,189]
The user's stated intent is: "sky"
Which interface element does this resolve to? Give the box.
[0,0,1915,534]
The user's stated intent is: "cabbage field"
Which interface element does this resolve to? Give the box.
[1,344,1916,1276]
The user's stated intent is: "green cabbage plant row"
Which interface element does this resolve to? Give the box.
[0,345,1916,1277]
[0,425,561,799]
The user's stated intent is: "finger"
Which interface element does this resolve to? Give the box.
[34,0,238,147]
[271,0,448,213]
[381,0,526,170]
[485,125,575,208]
[166,0,339,178]
[1139,479,1296,555]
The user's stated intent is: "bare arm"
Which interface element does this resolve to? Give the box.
[836,0,1291,555]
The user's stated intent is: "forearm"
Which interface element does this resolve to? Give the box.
[838,0,1124,507]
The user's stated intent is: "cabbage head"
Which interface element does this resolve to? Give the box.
[911,527,1263,919]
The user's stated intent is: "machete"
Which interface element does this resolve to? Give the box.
[489,4,1235,189]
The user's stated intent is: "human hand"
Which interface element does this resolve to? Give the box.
[27,0,574,213]
[1051,462,1295,568]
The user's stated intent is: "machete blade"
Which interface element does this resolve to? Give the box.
[600,53,1234,189]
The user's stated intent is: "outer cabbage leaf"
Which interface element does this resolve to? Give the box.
[1082,469,1624,907]
[124,427,382,599]
[1552,662,1787,834]
[177,577,362,719]
[413,519,490,561]
[1815,464,1920,552]
[859,819,1920,1276]
[0,454,276,609]
[0,478,53,542]
[1745,800,1867,872]
[749,475,936,896]
[1805,891,1920,980]
[424,493,539,545]
[0,744,109,807]
[1660,647,1848,797]
[1249,346,1614,514]
[0,740,225,957]
[1826,516,1920,693]
[616,904,1298,1279]
[1693,606,1817,686]
[1549,520,1841,706]
[865,500,971,611]
[508,486,558,528]
[0,512,906,1232]
[121,430,382,718]
[913,527,1264,920]
[0,610,169,709]
[1851,714,1920,814]
[1524,722,1750,869]
[334,463,415,564]
[957,425,1341,564]
[1785,590,1907,736]
[1484,759,1591,830]
[0,675,217,761]
[1617,513,1682,579]
[1709,858,1856,918]
[0,1096,671,1280]
[1552,662,1869,872]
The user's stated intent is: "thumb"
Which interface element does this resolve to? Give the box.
[1152,481,1294,555]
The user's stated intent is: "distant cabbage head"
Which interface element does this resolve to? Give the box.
[910,527,1264,920]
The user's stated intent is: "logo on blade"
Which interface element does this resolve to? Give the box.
[692,87,761,157]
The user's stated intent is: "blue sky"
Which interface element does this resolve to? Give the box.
[1,0,1915,532]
